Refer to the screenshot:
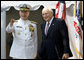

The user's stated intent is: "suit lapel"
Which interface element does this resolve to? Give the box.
[42,22,46,36]
[47,18,55,36]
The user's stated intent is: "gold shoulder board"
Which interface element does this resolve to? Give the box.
[30,21,37,24]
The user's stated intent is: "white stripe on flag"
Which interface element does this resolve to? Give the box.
[58,3,64,18]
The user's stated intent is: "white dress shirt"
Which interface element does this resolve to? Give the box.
[45,16,54,35]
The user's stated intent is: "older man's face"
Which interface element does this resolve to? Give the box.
[19,11,30,20]
[42,9,52,22]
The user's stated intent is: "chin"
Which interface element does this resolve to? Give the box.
[44,19,47,21]
[46,19,49,22]
[22,18,28,20]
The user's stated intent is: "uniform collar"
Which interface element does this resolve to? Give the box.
[20,18,30,25]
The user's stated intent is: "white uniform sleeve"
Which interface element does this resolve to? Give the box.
[6,23,15,33]
[34,24,38,57]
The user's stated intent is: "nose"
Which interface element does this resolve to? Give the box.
[43,14,46,18]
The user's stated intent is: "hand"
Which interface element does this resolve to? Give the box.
[34,54,37,59]
[10,19,15,27]
[62,53,69,59]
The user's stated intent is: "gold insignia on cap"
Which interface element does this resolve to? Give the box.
[23,4,27,7]
[20,8,30,11]
[19,4,31,11]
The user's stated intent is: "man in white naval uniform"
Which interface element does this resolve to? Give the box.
[6,4,37,59]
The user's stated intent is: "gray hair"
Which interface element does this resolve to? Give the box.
[42,6,53,14]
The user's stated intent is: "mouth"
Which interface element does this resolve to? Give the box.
[22,16,28,19]
[22,16,27,18]
[44,17,48,20]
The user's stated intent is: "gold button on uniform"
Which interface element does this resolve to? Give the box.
[17,32,20,35]
[25,40,27,41]
[24,23,25,25]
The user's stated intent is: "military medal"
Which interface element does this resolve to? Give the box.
[29,24,34,32]
[28,24,34,38]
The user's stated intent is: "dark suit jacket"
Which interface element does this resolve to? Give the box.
[39,18,72,59]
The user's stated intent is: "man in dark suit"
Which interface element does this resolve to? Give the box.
[38,7,72,59]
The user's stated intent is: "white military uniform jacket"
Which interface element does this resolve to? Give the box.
[6,18,37,59]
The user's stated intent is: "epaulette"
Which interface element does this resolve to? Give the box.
[14,20,19,22]
[30,21,37,24]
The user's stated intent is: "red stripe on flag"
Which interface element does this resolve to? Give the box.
[62,4,66,20]
[55,2,60,19]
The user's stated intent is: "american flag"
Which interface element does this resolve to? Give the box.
[55,1,83,59]
[55,1,66,20]
[73,1,83,59]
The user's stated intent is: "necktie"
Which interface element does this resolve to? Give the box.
[46,22,49,35]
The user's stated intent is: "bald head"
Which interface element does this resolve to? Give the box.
[42,7,53,22]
